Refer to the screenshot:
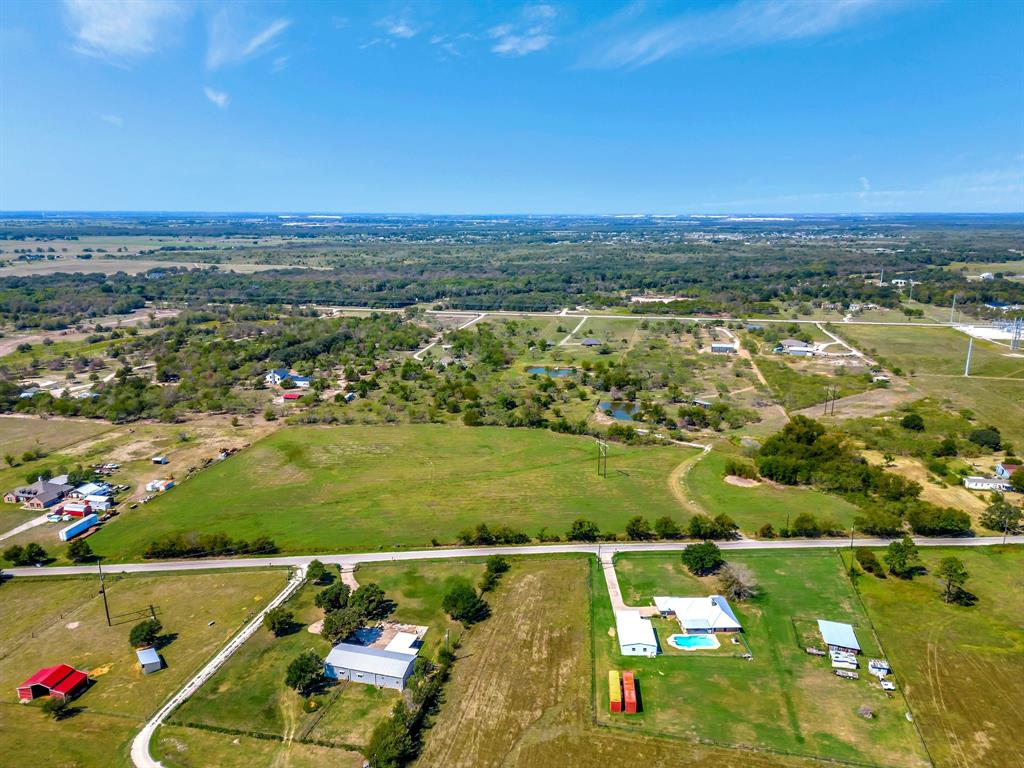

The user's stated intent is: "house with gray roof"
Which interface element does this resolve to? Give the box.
[4,477,72,509]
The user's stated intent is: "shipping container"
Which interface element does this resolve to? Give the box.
[608,670,622,713]
[59,514,98,542]
[622,670,638,714]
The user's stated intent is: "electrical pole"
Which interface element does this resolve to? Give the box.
[964,337,974,377]
[949,294,957,324]
[596,440,608,477]
[98,562,111,627]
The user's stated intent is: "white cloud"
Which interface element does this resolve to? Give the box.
[377,15,419,39]
[99,113,124,127]
[582,0,897,69]
[206,11,291,70]
[272,55,289,72]
[489,4,557,57]
[429,34,461,57]
[63,0,184,62]
[203,86,229,109]
[858,176,871,198]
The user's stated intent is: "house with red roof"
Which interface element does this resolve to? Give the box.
[16,664,89,702]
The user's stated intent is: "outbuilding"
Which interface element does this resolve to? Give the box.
[581,338,603,347]
[614,610,658,657]
[817,619,861,655]
[963,476,1010,492]
[16,664,89,702]
[324,643,418,690]
[136,647,162,675]
[710,342,737,354]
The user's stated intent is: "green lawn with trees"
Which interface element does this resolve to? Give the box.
[599,550,929,767]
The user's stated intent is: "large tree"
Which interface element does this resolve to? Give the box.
[322,606,364,645]
[66,538,94,563]
[884,536,921,578]
[935,556,969,603]
[285,650,322,696]
[442,581,490,626]
[681,541,724,576]
[262,607,294,637]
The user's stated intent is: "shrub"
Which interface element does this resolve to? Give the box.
[968,427,1001,451]
[907,505,971,536]
[932,437,957,457]
[567,518,600,542]
[625,515,653,540]
[687,513,739,541]
[654,516,682,539]
[900,413,925,431]
[757,523,775,539]
[718,563,758,601]
[855,548,884,576]
[723,457,758,480]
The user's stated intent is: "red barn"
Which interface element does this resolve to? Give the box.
[16,664,89,702]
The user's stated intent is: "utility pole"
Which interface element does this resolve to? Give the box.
[949,294,957,324]
[596,439,608,477]
[964,337,974,377]
[98,562,111,627]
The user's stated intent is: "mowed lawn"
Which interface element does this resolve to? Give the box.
[684,450,859,534]
[601,551,928,768]
[173,558,485,756]
[417,556,818,768]
[90,425,692,560]
[0,570,287,768]
[847,546,1024,768]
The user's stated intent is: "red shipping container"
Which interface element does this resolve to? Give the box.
[622,671,637,714]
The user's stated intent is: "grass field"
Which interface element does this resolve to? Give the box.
[172,557,485,755]
[758,357,874,410]
[416,556,820,768]
[602,551,929,767]
[0,569,287,768]
[154,725,362,768]
[837,325,1024,379]
[87,425,694,561]
[684,450,859,534]
[0,416,114,458]
[846,545,1024,768]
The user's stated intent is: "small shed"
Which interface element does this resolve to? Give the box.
[136,647,162,675]
[152,456,168,465]
[817,619,861,655]
[581,338,602,347]
[710,342,737,354]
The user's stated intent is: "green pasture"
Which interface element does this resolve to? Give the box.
[88,425,694,561]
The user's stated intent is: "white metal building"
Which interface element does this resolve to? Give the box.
[324,643,418,690]
[817,619,861,655]
[614,610,658,657]
[136,647,162,675]
[963,476,1010,491]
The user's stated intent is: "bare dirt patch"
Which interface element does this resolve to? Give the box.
[724,475,761,488]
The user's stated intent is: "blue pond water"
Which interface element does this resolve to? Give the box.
[599,400,640,421]
[526,366,574,378]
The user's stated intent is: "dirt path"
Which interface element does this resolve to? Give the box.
[667,445,712,515]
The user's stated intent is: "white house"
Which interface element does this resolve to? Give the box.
[324,643,418,690]
[710,342,737,354]
[963,476,1011,492]
[653,595,742,633]
[614,610,658,657]
[265,368,312,388]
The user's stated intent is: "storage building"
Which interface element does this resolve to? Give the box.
[710,342,737,354]
[817,619,861,655]
[16,664,88,702]
[963,476,1010,492]
[136,647,162,675]
[324,643,418,691]
[614,610,658,657]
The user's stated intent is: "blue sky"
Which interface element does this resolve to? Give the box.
[1,1,1022,213]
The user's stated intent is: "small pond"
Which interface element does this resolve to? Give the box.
[526,366,575,378]
[599,400,640,421]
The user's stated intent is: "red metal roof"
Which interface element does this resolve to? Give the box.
[18,664,75,690]
[50,669,88,696]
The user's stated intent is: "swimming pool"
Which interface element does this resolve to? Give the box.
[526,366,574,378]
[668,634,720,651]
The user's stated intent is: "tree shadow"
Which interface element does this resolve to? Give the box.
[153,632,178,650]
[948,588,979,607]
[275,620,304,638]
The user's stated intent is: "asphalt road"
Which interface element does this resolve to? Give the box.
[6,535,1022,578]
